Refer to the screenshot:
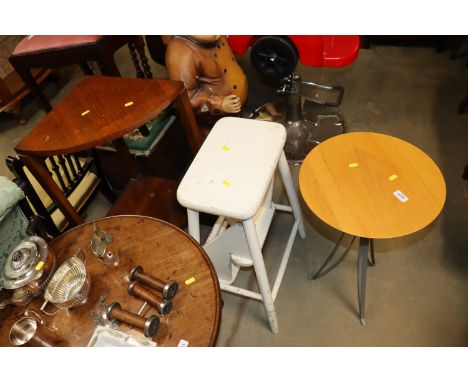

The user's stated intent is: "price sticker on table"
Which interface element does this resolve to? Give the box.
[185,277,196,285]
[393,190,409,203]
[178,339,189,347]
[35,261,44,271]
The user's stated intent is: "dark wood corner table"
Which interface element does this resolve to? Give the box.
[299,132,446,325]
[0,215,221,346]
[14,75,204,229]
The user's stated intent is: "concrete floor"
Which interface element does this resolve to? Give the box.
[0,41,467,346]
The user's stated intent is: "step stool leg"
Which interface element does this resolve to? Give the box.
[242,218,279,334]
[187,209,200,243]
[278,151,306,239]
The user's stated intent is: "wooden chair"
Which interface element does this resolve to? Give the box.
[5,152,111,237]
[9,35,152,113]
[0,35,54,124]
[8,146,187,236]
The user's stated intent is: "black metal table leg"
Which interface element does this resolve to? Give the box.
[308,234,376,326]
[368,238,376,266]
[357,237,370,326]
[307,233,356,280]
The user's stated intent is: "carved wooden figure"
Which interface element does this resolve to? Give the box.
[165,36,247,122]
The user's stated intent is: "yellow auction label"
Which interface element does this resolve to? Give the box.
[35,261,44,271]
[185,277,196,285]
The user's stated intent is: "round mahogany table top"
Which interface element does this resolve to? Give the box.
[299,132,446,239]
[0,215,221,347]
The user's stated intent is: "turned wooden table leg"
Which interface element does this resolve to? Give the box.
[128,39,144,78]
[134,36,153,79]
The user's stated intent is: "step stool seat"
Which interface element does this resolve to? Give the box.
[177,117,286,220]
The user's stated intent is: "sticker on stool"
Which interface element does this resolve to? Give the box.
[393,190,409,203]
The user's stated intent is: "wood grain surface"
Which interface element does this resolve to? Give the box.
[13,76,202,230]
[299,132,446,239]
[15,76,185,156]
[107,177,187,228]
[0,216,221,347]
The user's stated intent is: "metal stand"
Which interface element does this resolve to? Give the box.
[249,73,346,164]
[368,238,376,266]
[308,234,376,326]
[357,237,370,326]
[307,233,356,280]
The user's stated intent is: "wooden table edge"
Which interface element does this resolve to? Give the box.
[49,214,222,347]
[298,132,447,239]
[14,77,187,157]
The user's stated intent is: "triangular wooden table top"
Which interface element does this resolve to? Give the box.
[15,76,184,156]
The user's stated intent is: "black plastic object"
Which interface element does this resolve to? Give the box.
[250,36,298,80]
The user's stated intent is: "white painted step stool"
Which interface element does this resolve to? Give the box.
[177,117,305,333]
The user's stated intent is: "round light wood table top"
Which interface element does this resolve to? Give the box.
[0,215,221,347]
[299,132,446,239]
